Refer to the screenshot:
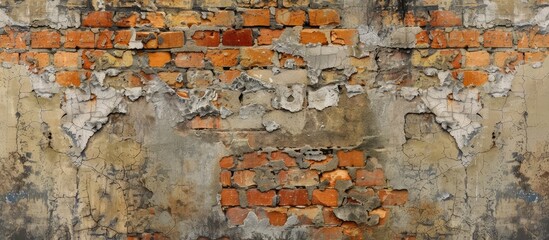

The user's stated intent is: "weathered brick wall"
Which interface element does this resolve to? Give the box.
[0,0,548,239]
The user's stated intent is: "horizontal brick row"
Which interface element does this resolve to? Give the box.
[416,29,549,49]
[80,9,340,28]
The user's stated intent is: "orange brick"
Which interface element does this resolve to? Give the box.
[56,71,81,87]
[379,189,408,206]
[148,52,171,67]
[0,52,19,64]
[266,211,287,226]
[54,51,79,68]
[240,47,275,68]
[308,9,340,26]
[355,169,385,186]
[81,50,105,70]
[246,189,276,206]
[167,11,201,27]
[430,30,447,49]
[203,11,235,27]
[320,170,351,187]
[300,29,328,45]
[233,170,256,187]
[282,0,308,7]
[191,31,220,47]
[280,53,305,67]
[462,70,488,86]
[323,208,342,225]
[175,52,205,68]
[189,116,221,129]
[221,189,240,206]
[140,12,166,28]
[225,207,250,225]
[82,11,114,28]
[115,12,138,27]
[113,30,132,48]
[336,150,365,167]
[483,30,513,48]
[222,29,253,47]
[525,52,547,62]
[158,71,184,88]
[275,9,306,26]
[464,51,490,68]
[448,30,480,48]
[430,10,461,27]
[530,34,549,48]
[31,31,61,49]
[220,171,232,187]
[242,9,270,27]
[157,32,184,49]
[96,30,114,49]
[136,32,158,49]
[218,70,241,84]
[331,29,358,46]
[220,156,235,169]
[312,189,339,207]
[237,152,268,169]
[206,49,239,67]
[257,29,283,45]
[64,30,95,49]
[271,151,297,167]
[415,30,430,48]
[20,52,50,69]
[494,51,524,70]
[0,29,28,50]
[279,189,310,206]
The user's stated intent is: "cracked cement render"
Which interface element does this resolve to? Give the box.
[0,0,548,239]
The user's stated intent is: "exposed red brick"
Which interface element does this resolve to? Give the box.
[530,34,549,48]
[275,9,306,26]
[136,32,158,49]
[222,29,254,47]
[279,189,310,206]
[20,52,50,69]
[203,11,235,27]
[308,9,340,26]
[312,189,339,207]
[448,30,480,48]
[331,29,358,45]
[82,11,114,28]
[430,30,447,49]
[141,12,166,28]
[189,116,221,129]
[54,51,79,68]
[56,71,81,87]
[206,49,240,67]
[430,10,461,27]
[336,150,365,167]
[31,31,61,49]
[218,70,241,84]
[0,29,28,50]
[240,47,275,68]
[266,211,287,226]
[96,30,114,49]
[322,208,342,225]
[148,52,171,67]
[221,188,240,206]
[220,171,232,187]
[233,170,256,187]
[246,189,276,206]
[525,52,547,62]
[320,170,351,188]
[379,189,408,206]
[115,12,138,27]
[113,30,132,48]
[280,53,305,67]
[416,30,430,48]
[174,52,205,68]
[483,30,513,48]
[191,31,220,47]
[355,169,385,186]
[242,9,270,27]
[464,51,490,68]
[462,70,488,86]
[158,32,184,48]
[220,156,235,169]
[0,52,19,64]
[64,30,95,49]
[81,50,105,70]
[494,51,524,70]
[257,29,284,45]
[225,207,250,225]
[271,151,297,167]
[300,29,328,45]
[238,152,268,169]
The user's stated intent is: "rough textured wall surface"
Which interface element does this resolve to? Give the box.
[0,0,548,239]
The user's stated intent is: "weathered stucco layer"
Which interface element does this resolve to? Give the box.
[0,0,548,239]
